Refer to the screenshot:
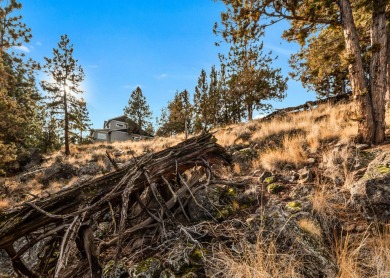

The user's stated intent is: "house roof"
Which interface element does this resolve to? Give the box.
[107,115,129,123]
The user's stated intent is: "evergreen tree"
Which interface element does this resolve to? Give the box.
[71,98,91,143]
[215,0,388,144]
[193,69,209,132]
[215,1,287,121]
[123,86,153,131]
[156,90,193,137]
[0,1,44,173]
[41,34,85,156]
[0,0,32,53]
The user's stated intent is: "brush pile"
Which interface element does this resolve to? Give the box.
[0,133,232,277]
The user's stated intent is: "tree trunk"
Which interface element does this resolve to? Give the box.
[64,87,70,156]
[370,0,387,143]
[337,0,375,144]
[387,27,390,105]
[248,104,253,121]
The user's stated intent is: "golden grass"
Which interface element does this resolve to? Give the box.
[298,218,322,238]
[259,135,308,171]
[210,239,302,278]
[213,102,358,171]
[0,199,9,210]
[334,232,367,278]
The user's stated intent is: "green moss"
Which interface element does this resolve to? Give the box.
[267,183,284,194]
[286,201,302,212]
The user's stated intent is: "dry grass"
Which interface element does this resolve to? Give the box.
[369,225,390,277]
[0,199,9,210]
[298,218,322,238]
[210,240,302,278]
[258,135,308,171]
[334,232,368,278]
[214,102,358,171]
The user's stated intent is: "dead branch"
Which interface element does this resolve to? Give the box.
[0,133,231,277]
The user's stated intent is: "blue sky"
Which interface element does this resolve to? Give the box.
[16,0,315,129]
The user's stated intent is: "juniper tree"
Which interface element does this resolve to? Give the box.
[41,35,85,156]
[123,86,153,131]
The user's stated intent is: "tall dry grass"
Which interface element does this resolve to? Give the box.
[210,239,302,278]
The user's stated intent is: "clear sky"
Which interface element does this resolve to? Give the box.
[16,0,316,129]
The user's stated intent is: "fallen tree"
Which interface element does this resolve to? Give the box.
[0,133,231,277]
[260,93,351,122]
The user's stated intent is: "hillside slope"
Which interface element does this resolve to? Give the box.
[1,102,390,277]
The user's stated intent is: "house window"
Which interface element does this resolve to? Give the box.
[97,133,106,140]
[116,123,126,128]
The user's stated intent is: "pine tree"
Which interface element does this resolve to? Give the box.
[193,69,209,132]
[215,0,388,143]
[0,0,32,53]
[0,0,44,173]
[71,98,91,143]
[123,86,153,131]
[41,34,85,156]
[215,1,287,121]
[156,90,193,137]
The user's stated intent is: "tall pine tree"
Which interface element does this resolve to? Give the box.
[41,35,85,156]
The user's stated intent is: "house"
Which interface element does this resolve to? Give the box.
[91,115,153,143]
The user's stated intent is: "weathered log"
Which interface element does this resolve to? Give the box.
[260,93,351,122]
[0,133,231,276]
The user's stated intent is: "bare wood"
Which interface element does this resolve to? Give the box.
[0,133,230,276]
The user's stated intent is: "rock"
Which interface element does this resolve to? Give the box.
[0,249,14,277]
[351,151,390,221]
[188,187,219,221]
[159,269,176,278]
[128,257,162,278]
[39,162,78,186]
[237,187,259,206]
[232,147,257,172]
[245,206,337,277]
[78,162,104,176]
[259,171,272,182]
[298,167,314,183]
[103,260,128,278]
[267,183,285,194]
[306,158,316,164]
[165,241,203,275]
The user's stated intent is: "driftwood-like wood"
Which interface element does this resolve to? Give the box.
[0,133,231,277]
[260,93,351,122]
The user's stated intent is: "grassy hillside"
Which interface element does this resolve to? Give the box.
[1,101,390,277]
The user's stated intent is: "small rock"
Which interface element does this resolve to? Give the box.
[298,167,314,183]
[267,183,285,194]
[307,158,316,164]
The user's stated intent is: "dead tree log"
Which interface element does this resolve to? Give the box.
[0,133,231,277]
[260,93,351,122]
